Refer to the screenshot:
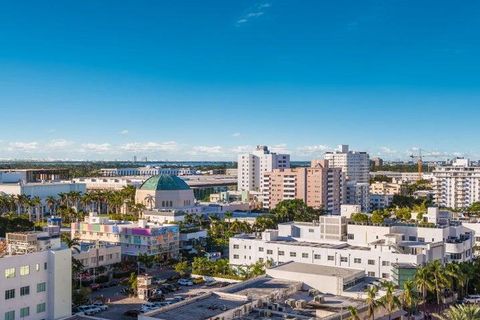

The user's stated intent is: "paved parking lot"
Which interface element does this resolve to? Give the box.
[90,281,228,320]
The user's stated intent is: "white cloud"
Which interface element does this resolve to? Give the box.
[119,129,129,135]
[47,139,73,148]
[270,144,289,154]
[232,132,241,138]
[81,143,111,152]
[236,2,271,25]
[7,142,39,151]
[120,141,178,152]
[191,146,223,154]
[379,146,397,155]
[297,145,329,154]
[231,145,252,154]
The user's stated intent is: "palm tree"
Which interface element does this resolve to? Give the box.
[61,233,81,253]
[347,306,361,320]
[365,285,381,320]
[459,261,476,297]
[429,260,449,305]
[402,280,419,319]
[144,195,155,210]
[381,281,401,320]
[433,304,480,320]
[31,196,42,222]
[45,196,57,215]
[415,265,431,312]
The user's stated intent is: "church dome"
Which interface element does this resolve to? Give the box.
[139,174,190,191]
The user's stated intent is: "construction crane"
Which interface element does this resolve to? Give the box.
[410,149,423,179]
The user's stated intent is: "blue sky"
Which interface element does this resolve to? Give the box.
[0,0,479,161]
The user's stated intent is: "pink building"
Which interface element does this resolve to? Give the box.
[262,160,344,214]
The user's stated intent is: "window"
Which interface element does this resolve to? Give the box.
[20,265,29,276]
[368,272,375,277]
[354,258,362,263]
[233,244,239,249]
[382,273,390,279]
[409,236,416,241]
[233,254,239,259]
[37,282,46,293]
[368,259,375,265]
[44,262,48,270]
[267,250,273,255]
[4,268,15,279]
[20,286,30,296]
[37,303,46,313]
[327,256,334,261]
[35,263,40,272]
[340,257,348,262]
[290,252,296,257]
[20,307,29,318]
[5,289,15,300]
[259,247,264,252]
[314,254,321,260]
[4,311,14,320]
[418,237,425,242]
[347,234,354,240]
[308,229,314,233]
[278,251,285,256]
[259,258,264,262]
[382,261,390,267]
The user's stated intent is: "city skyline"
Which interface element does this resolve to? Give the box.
[1,1,480,160]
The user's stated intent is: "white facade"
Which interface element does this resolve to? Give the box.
[324,145,370,184]
[237,145,290,192]
[0,234,72,320]
[72,177,146,190]
[0,182,86,218]
[432,158,480,209]
[100,167,196,177]
[230,220,473,281]
[370,194,394,211]
[72,242,122,271]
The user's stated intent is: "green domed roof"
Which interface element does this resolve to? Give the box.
[139,174,190,191]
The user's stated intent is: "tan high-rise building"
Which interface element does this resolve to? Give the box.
[262,160,344,214]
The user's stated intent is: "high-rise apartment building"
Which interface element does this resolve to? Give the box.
[324,145,370,184]
[433,158,480,209]
[262,160,344,214]
[0,229,71,320]
[237,145,290,192]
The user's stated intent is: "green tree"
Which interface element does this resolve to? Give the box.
[365,285,382,320]
[351,213,369,224]
[174,261,191,277]
[271,199,322,223]
[433,304,480,320]
[347,306,361,320]
[402,280,418,319]
[380,281,401,320]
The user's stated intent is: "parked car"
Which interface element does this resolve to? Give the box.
[124,309,141,317]
[192,277,205,285]
[90,283,101,291]
[177,279,193,286]
[148,295,165,302]
[91,303,108,311]
[77,305,101,315]
[464,295,480,303]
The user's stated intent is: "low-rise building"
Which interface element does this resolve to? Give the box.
[229,218,474,283]
[72,242,122,275]
[71,213,179,260]
[0,229,71,320]
[370,182,404,195]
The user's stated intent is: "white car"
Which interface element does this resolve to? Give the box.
[91,303,108,311]
[177,279,193,286]
[464,295,480,303]
[78,306,100,315]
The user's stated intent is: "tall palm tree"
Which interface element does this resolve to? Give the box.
[144,194,155,210]
[402,280,418,319]
[45,196,57,215]
[347,306,361,320]
[415,265,432,312]
[365,285,381,320]
[381,281,401,320]
[429,260,449,305]
[31,196,42,222]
